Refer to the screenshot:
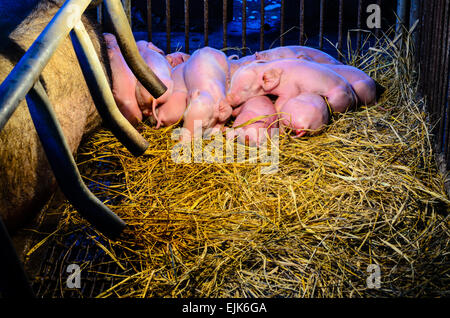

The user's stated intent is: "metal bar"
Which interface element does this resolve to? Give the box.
[338,0,343,61]
[204,0,209,47]
[147,0,152,42]
[0,216,35,298]
[185,0,189,52]
[356,0,363,53]
[280,0,284,46]
[70,21,149,157]
[166,0,171,53]
[223,0,228,49]
[319,0,325,49]
[242,0,247,55]
[0,0,92,133]
[299,0,304,45]
[429,0,439,120]
[26,81,126,239]
[424,0,433,115]
[409,0,420,44]
[260,0,264,51]
[89,0,104,8]
[417,0,425,73]
[103,0,167,99]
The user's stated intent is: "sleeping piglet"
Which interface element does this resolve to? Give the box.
[181,47,232,140]
[226,59,356,114]
[104,33,142,126]
[231,95,279,146]
[254,47,376,106]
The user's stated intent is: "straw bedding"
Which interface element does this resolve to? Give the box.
[27,29,449,297]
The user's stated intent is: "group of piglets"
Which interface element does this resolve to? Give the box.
[105,33,377,145]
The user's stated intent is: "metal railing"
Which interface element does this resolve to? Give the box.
[101,0,400,59]
[417,0,450,170]
[1,0,448,298]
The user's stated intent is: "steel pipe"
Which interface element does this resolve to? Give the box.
[103,0,167,99]
[280,0,285,46]
[26,80,126,239]
[223,0,228,49]
[338,0,344,61]
[0,0,92,133]
[71,21,149,157]
[242,0,247,55]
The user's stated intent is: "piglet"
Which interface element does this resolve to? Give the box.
[279,93,329,137]
[135,44,174,119]
[153,63,188,128]
[166,51,191,68]
[227,59,356,113]
[103,33,142,126]
[231,96,279,146]
[182,47,232,140]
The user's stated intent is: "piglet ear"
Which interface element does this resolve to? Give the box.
[261,68,282,92]
[218,98,232,122]
[296,53,312,61]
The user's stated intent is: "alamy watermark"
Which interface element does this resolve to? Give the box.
[170,120,280,174]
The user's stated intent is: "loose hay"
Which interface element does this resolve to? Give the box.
[27,28,449,298]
